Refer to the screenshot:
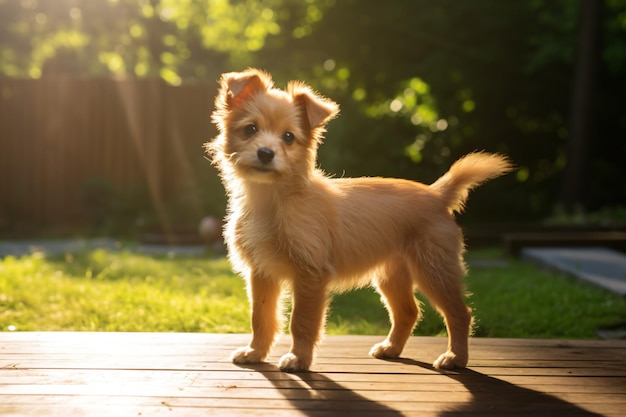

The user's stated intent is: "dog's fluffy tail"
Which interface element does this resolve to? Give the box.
[431,152,514,214]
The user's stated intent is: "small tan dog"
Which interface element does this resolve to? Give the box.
[206,69,512,372]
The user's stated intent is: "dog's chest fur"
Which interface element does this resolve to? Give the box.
[227,193,333,279]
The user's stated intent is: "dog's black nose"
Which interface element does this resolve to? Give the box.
[257,147,275,164]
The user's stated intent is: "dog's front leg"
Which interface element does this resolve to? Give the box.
[278,276,329,372]
[231,272,282,364]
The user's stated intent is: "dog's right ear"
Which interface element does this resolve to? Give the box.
[216,69,273,111]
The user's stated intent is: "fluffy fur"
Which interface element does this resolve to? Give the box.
[206,68,513,372]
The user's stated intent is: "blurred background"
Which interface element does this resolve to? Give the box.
[1,0,625,241]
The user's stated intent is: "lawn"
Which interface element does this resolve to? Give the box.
[1,248,625,338]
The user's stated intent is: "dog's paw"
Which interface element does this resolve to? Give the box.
[278,353,311,373]
[369,341,402,359]
[433,351,467,370]
[231,346,265,364]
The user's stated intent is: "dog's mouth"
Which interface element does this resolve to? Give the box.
[233,157,281,181]
[233,158,275,174]
[253,165,274,173]
[241,164,280,181]
[242,164,281,184]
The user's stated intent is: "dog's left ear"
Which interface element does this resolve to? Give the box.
[289,82,339,130]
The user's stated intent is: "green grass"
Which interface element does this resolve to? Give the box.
[0,250,249,333]
[1,248,625,338]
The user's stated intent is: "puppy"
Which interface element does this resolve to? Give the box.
[206,69,512,372]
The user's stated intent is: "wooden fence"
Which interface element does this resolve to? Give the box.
[0,77,221,236]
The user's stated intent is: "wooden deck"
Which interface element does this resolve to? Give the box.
[1,333,625,416]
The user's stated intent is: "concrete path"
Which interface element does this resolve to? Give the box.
[0,238,208,258]
[522,247,626,296]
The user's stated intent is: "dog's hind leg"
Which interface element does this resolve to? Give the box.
[370,261,420,359]
[231,271,283,364]
[409,241,471,370]
[430,290,471,370]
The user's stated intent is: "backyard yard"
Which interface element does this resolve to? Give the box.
[2,2,625,414]
[1,246,624,339]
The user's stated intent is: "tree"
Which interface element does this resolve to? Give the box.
[1,0,625,222]
[0,0,327,82]
[254,0,626,221]
[561,0,604,209]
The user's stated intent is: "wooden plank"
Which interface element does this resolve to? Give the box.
[0,395,622,417]
[0,333,624,416]
[2,372,624,395]
[2,333,624,362]
[2,368,624,389]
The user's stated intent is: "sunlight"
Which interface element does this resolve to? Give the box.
[99,51,125,73]
[69,7,81,20]
[115,80,174,240]
[323,59,336,71]
[389,98,402,112]
[462,99,475,112]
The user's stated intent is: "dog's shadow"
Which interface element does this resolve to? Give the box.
[388,358,604,416]
[237,359,603,416]
[235,362,404,417]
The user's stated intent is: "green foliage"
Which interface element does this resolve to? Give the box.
[78,162,228,237]
[545,205,626,228]
[0,0,329,82]
[1,249,625,338]
[259,0,572,220]
[80,177,154,235]
[1,0,625,221]
[254,0,626,220]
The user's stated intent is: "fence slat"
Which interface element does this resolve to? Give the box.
[0,77,219,235]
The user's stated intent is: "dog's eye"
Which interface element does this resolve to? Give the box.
[282,131,295,145]
[243,124,257,137]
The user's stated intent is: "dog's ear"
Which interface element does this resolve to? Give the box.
[289,81,339,130]
[217,69,273,110]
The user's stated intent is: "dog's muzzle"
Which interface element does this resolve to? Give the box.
[257,148,275,164]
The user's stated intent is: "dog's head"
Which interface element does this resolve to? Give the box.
[207,69,339,184]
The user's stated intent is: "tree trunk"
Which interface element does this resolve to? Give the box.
[560,0,603,209]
